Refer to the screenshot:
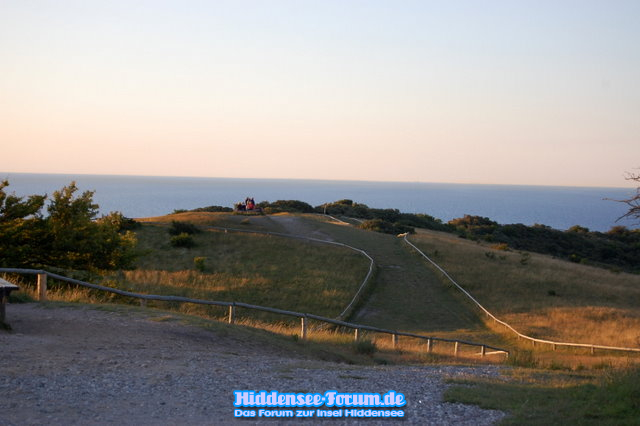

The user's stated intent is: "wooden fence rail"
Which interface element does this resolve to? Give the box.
[0,267,509,359]
[403,235,640,355]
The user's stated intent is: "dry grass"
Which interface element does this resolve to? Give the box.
[408,229,640,350]
[23,213,369,326]
[219,317,507,365]
[116,222,369,321]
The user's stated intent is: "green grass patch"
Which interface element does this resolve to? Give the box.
[445,367,640,425]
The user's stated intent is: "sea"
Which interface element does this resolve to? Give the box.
[2,172,637,232]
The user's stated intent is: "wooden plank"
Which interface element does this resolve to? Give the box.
[0,277,19,290]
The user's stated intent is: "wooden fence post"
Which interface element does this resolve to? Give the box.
[354,328,360,342]
[392,334,398,349]
[0,289,7,323]
[454,341,459,357]
[300,315,307,340]
[481,345,486,357]
[228,304,236,324]
[37,273,47,301]
[426,338,432,353]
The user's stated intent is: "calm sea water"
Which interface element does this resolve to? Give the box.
[2,172,637,232]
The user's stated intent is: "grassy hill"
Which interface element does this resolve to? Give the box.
[9,210,639,367]
[113,212,371,322]
[408,229,640,350]
[7,209,639,424]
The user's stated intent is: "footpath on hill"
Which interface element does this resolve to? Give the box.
[260,215,486,335]
[0,303,505,426]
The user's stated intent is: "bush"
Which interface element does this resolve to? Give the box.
[194,256,207,272]
[170,233,195,248]
[168,221,200,236]
[257,200,314,213]
[190,206,233,213]
[359,219,414,235]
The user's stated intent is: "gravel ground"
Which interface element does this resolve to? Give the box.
[1,304,506,425]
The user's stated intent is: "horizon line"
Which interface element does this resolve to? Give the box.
[1,170,636,191]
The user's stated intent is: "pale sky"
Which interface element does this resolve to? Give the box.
[1,0,639,187]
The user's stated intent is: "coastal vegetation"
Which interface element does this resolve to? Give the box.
[3,182,639,363]
[448,215,640,273]
[222,197,640,273]
[408,228,640,357]
[0,180,137,271]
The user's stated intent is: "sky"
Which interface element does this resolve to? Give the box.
[1,0,639,187]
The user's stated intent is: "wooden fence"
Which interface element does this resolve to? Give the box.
[403,235,640,355]
[0,267,509,359]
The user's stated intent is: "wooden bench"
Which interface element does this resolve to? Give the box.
[0,277,19,323]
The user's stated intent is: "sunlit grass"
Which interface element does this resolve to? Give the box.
[121,222,368,319]
[408,229,640,350]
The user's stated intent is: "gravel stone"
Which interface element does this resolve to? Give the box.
[1,304,506,425]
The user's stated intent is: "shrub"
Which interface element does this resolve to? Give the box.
[194,256,207,272]
[168,221,200,236]
[359,219,414,235]
[170,233,195,248]
[190,205,233,213]
[257,200,314,213]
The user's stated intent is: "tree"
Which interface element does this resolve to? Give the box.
[44,182,137,270]
[616,171,640,223]
[0,180,47,267]
[0,180,137,270]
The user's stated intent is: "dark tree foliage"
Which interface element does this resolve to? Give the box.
[316,200,371,218]
[0,180,137,271]
[0,180,47,268]
[168,221,200,235]
[257,200,314,213]
[170,233,196,248]
[189,205,233,213]
[316,200,449,232]
[448,215,640,273]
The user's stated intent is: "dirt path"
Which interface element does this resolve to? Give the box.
[1,303,505,425]
[253,214,337,242]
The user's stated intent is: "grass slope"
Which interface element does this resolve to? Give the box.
[118,213,371,322]
[407,229,640,350]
